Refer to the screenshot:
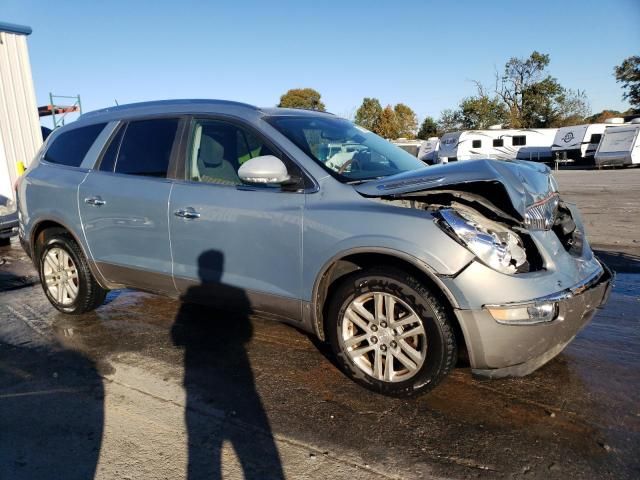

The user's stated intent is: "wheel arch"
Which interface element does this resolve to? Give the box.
[311,248,465,349]
[30,218,109,289]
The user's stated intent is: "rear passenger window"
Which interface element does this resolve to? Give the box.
[472,140,481,148]
[44,123,106,167]
[493,138,504,147]
[114,119,179,177]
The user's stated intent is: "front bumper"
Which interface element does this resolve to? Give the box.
[0,212,19,239]
[455,261,612,378]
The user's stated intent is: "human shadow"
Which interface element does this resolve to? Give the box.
[171,250,284,479]
[0,339,104,479]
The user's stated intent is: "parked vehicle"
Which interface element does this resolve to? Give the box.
[16,100,611,396]
[390,138,440,165]
[0,194,18,245]
[390,138,423,157]
[594,120,640,167]
[437,127,557,164]
[417,137,439,165]
[551,119,624,166]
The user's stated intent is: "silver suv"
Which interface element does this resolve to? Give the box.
[16,100,611,396]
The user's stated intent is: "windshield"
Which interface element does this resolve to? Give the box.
[266,116,427,182]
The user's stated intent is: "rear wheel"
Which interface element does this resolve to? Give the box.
[38,233,107,314]
[327,267,456,397]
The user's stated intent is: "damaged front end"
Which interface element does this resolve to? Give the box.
[356,159,584,276]
[355,159,611,377]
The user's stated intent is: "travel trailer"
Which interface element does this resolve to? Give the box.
[437,127,557,164]
[391,138,423,157]
[594,120,640,167]
[390,138,440,165]
[417,137,439,164]
[551,118,624,165]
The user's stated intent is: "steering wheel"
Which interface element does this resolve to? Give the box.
[338,157,360,174]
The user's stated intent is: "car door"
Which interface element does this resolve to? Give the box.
[79,117,182,293]
[169,117,305,320]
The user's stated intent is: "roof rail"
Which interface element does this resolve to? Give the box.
[80,99,258,120]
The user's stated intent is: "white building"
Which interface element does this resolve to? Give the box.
[0,21,42,201]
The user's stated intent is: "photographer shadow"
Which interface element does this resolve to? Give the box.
[171,250,284,479]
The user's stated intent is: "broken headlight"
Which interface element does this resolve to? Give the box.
[437,208,527,274]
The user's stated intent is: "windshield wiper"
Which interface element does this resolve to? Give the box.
[346,175,389,185]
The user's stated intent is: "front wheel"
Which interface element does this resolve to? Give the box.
[327,267,457,397]
[38,233,107,314]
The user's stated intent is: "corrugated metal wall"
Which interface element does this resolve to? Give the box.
[0,30,42,200]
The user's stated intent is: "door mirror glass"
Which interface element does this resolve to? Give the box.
[238,155,290,185]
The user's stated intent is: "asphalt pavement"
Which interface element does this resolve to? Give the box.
[0,168,638,479]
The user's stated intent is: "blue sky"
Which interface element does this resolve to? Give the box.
[3,0,639,126]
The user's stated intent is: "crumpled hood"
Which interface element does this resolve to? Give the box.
[353,159,557,218]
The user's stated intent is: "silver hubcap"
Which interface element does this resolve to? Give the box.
[43,247,79,306]
[341,292,427,382]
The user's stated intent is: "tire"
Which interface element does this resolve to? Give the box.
[38,232,107,314]
[326,267,456,397]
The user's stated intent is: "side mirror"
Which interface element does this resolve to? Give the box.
[238,155,291,185]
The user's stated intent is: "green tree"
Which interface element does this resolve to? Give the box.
[495,52,554,127]
[278,88,326,111]
[417,116,438,139]
[437,109,462,134]
[550,89,591,127]
[354,98,382,131]
[495,51,590,127]
[458,84,509,129]
[394,103,418,138]
[373,105,399,138]
[614,56,640,109]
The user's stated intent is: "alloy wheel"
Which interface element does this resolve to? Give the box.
[43,247,79,306]
[340,292,427,382]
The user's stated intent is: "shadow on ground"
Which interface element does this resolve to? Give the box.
[171,250,285,479]
[595,250,640,273]
[0,340,104,480]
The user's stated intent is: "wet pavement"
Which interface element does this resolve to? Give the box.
[1,237,638,480]
[1,168,640,479]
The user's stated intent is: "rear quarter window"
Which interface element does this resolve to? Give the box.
[44,123,107,167]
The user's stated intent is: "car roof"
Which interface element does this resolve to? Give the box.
[76,99,335,125]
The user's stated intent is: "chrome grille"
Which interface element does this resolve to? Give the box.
[524,194,560,231]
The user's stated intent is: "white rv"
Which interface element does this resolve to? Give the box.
[594,120,640,167]
[551,118,624,165]
[391,138,423,157]
[437,127,558,164]
[417,137,439,164]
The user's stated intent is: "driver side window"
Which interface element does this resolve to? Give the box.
[188,119,276,186]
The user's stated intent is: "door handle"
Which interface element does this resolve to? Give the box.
[84,196,106,207]
[174,207,200,219]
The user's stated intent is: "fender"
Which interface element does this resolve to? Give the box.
[28,214,111,290]
[309,246,463,339]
